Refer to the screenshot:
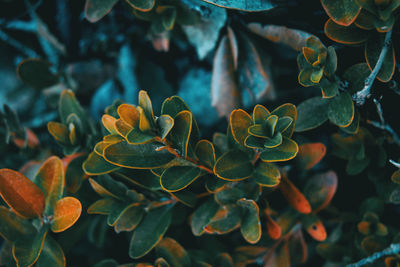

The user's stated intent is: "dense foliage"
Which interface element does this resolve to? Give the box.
[1,0,400,266]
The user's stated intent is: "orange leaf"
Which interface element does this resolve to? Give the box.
[211,35,241,118]
[34,156,65,215]
[279,175,311,214]
[305,219,327,241]
[0,169,45,218]
[264,212,281,240]
[296,143,326,170]
[51,197,82,233]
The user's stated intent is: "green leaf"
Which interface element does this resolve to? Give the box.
[248,124,265,138]
[16,59,58,90]
[157,115,174,140]
[34,156,64,216]
[200,0,276,11]
[321,0,361,26]
[36,235,65,267]
[155,238,191,267]
[343,63,371,94]
[87,198,120,215]
[114,204,144,233]
[65,154,86,193]
[195,140,216,168]
[161,96,191,119]
[260,137,298,162]
[237,199,261,244]
[170,190,198,208]
[244,135,265,149]
[191,199,220,236]
[252,162,281,187]
[264,115,279,137]
[230,109,253,147]
[324,18,369,44]
[252,104,270,124]
[85,0,119,23]
[138,91,155,126]
[13,226,47,267]
[115,169,161,190]
[319,77,339,98]
[264,132,282,148]
[47,122,69,145]
[126,0,155,12]
[215,187,245,205]
[103,141,175,169]
[365,32,395,82]
[207,205,241,234]
[129,206,172,259]
[83,152,120,175]
[275,117,293,133]
[270,104,297,138]
[0,206,35,242]
[161,166,202,192]
[214,150,253,181]
[126,128,155,145]
[295,96,329,132]
[169,111,192,157]
[324,46,338,77]
[328,91,354,127]
[342,110,360,134]
[205,176,229,193]
[58,90,87,127]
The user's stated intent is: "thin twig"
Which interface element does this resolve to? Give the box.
[366,98,400,147]
[389,159,400,168]
[354,29,393,105]
[0,29,39,57]
[347,243,400,267]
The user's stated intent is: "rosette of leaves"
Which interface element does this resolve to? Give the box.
[316,197,396,264]
[48,90,96,155]
[229,103,298,163]
[322,0,397,82]
[0,156,82,267]
[297,36,338,98]
[331,127,387,175]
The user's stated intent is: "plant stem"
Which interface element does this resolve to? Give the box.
[347,243,400,267]
[354,29,392,105]
[155,136,214,174]
[389,159,400,168]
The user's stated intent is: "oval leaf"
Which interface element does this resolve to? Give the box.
[161,166,202,192]
[296,143,327,170]
[214,150,253,181]
[237,199,261,244]
[0,169,45,218]
[103,142,175,169]
[295,97,329,132]
[303,171,338,212]
[34,156,65,215]
[51,197,82,233]
[328,91,354,127]
[129,206,172,259]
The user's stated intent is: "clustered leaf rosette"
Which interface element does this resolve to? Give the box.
[229,103,298,164]
[0,156,82,267]
[48,90,96,155]
[316,197,397,263]
[321,0,397,82]
[297,36,338,98]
